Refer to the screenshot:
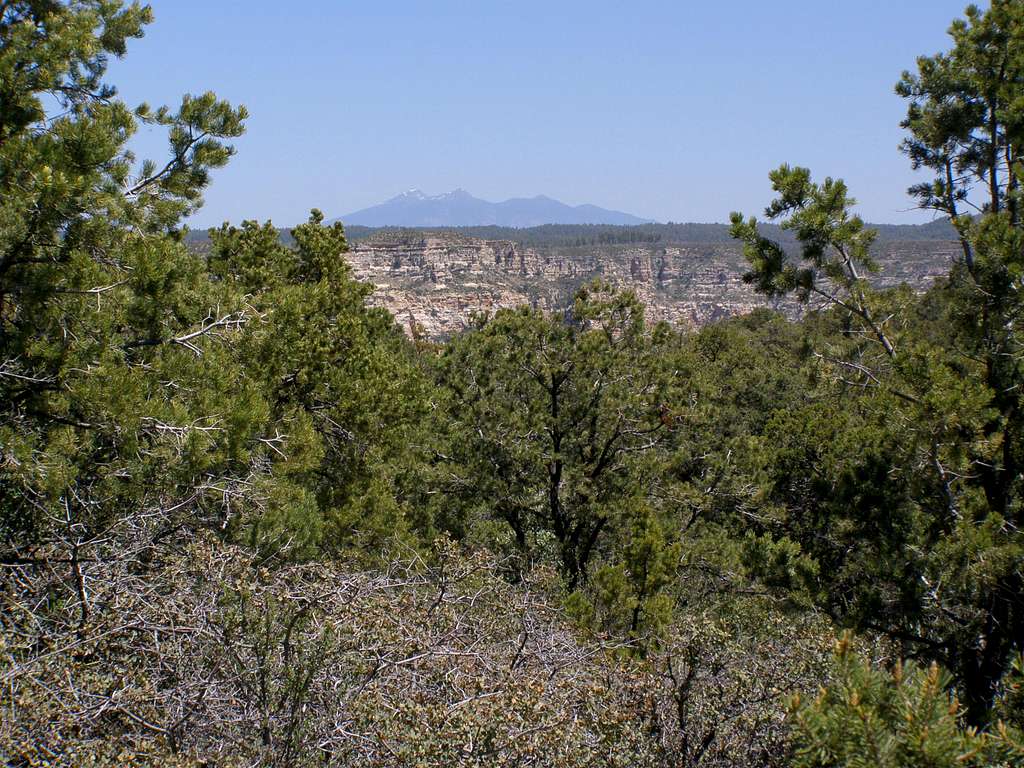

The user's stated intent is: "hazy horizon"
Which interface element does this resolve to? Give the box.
[109,0,976,228]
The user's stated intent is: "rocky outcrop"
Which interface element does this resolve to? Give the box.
[345,233,959,339]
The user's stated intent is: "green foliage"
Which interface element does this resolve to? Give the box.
[790,638,1024,768]
[994,654,1024,729]
[434,283,679,592]
[0,0,431,662]
[211,210,431,557]
[732,133,1024,723]
[0,1,261,582]
[568,502,683,640]
[896,0,1024,224]
[7,0,1024,764]
[730,165,887,355]
[740,533,819,607]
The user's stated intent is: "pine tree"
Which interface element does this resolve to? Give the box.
[0,2,256,579]
[790,637,1024,768]
[434,282,679,594]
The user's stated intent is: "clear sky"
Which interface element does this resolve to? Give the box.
[107,0,976,227]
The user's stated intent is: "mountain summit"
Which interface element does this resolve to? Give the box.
[337,190,654,227]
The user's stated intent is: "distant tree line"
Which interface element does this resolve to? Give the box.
[185,219,959,251]
[341,219,959,247]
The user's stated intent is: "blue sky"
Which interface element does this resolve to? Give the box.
[108,0,975,227]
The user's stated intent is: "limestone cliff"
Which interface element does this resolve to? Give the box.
[344,233,959,339]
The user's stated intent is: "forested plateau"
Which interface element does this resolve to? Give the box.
[3,2,1024,767]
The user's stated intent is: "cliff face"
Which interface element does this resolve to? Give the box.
[345,234,959,339]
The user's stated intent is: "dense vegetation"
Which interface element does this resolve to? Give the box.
[339,219,961,247]
[2,1,1024,766]
[187,219,959,250]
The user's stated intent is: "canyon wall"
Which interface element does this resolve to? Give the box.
[345,233,960,339]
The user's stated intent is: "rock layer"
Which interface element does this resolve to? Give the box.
[344,233,959,339]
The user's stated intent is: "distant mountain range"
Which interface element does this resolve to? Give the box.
[335,189,654,227]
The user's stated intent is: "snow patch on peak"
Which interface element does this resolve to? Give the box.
[390,189,429,201]
[390,188,475,203]
[428,189,472,201]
